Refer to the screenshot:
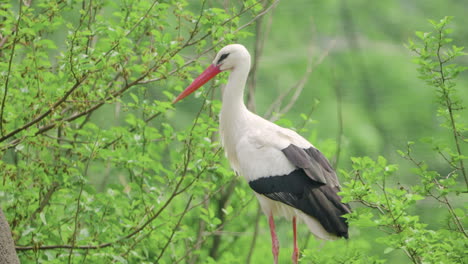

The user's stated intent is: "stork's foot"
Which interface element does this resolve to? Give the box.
[292,247,299,264]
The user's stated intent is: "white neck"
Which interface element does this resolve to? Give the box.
[220,63,250,117]
[219,61,252,172]
[217,48,256,173]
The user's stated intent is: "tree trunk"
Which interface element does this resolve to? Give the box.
[0,208,20,264]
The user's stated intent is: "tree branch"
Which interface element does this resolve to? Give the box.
[245,206,262,264]
[0,1,23,136]
[265,39,335,121]
[154,195,194,262]
[0,77,87,143]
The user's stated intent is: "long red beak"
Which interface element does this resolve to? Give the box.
[173,64,222,104]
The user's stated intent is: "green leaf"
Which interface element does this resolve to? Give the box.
[130,93,139,104]
[39,212,47,225]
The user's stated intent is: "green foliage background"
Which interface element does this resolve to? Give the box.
[0,0,466,263]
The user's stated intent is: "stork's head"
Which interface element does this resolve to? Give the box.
[173,44,251,104]
[212,44,251,71]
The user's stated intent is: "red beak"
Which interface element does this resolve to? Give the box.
[173,64,222,104]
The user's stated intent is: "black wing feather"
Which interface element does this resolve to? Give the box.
[281,144,328,184]
[248,144,351,238]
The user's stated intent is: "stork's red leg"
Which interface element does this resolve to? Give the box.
[268,213,279,264]
[292,216,299,264]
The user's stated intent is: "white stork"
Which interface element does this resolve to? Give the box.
[173,44,350,264]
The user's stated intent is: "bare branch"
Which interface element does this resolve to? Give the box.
[245,206,262,264]
[332,70,344,168]
[435,28,468,190]
[67,181,84,264]
[28,182,60,222]
[265,39,336,121]
[233,0,280,34]
[246,0,277,112]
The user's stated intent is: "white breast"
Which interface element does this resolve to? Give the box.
[221,112,310,181]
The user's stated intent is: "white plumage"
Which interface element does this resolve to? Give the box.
[174,44,350,264]
[220,90,337,240]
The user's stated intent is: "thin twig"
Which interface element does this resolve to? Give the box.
[435,28,468,190]
[234,0,280,34]
[403,148,468,238]
[0,1,23,136]
[208,180,238,259]
[174,194,256,264]
[265,39,336,121]
[246,206,262,264]
[67,181,84,264]
[187,195,208,264]
[0,78,87,143]
[333,69,344,169]
[29,182,60,222]
[155,195,194,262]
[246,0,273,112]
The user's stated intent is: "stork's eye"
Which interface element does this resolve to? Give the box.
[217,53,229,64]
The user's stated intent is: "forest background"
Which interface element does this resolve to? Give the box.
[0,0,467,263]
